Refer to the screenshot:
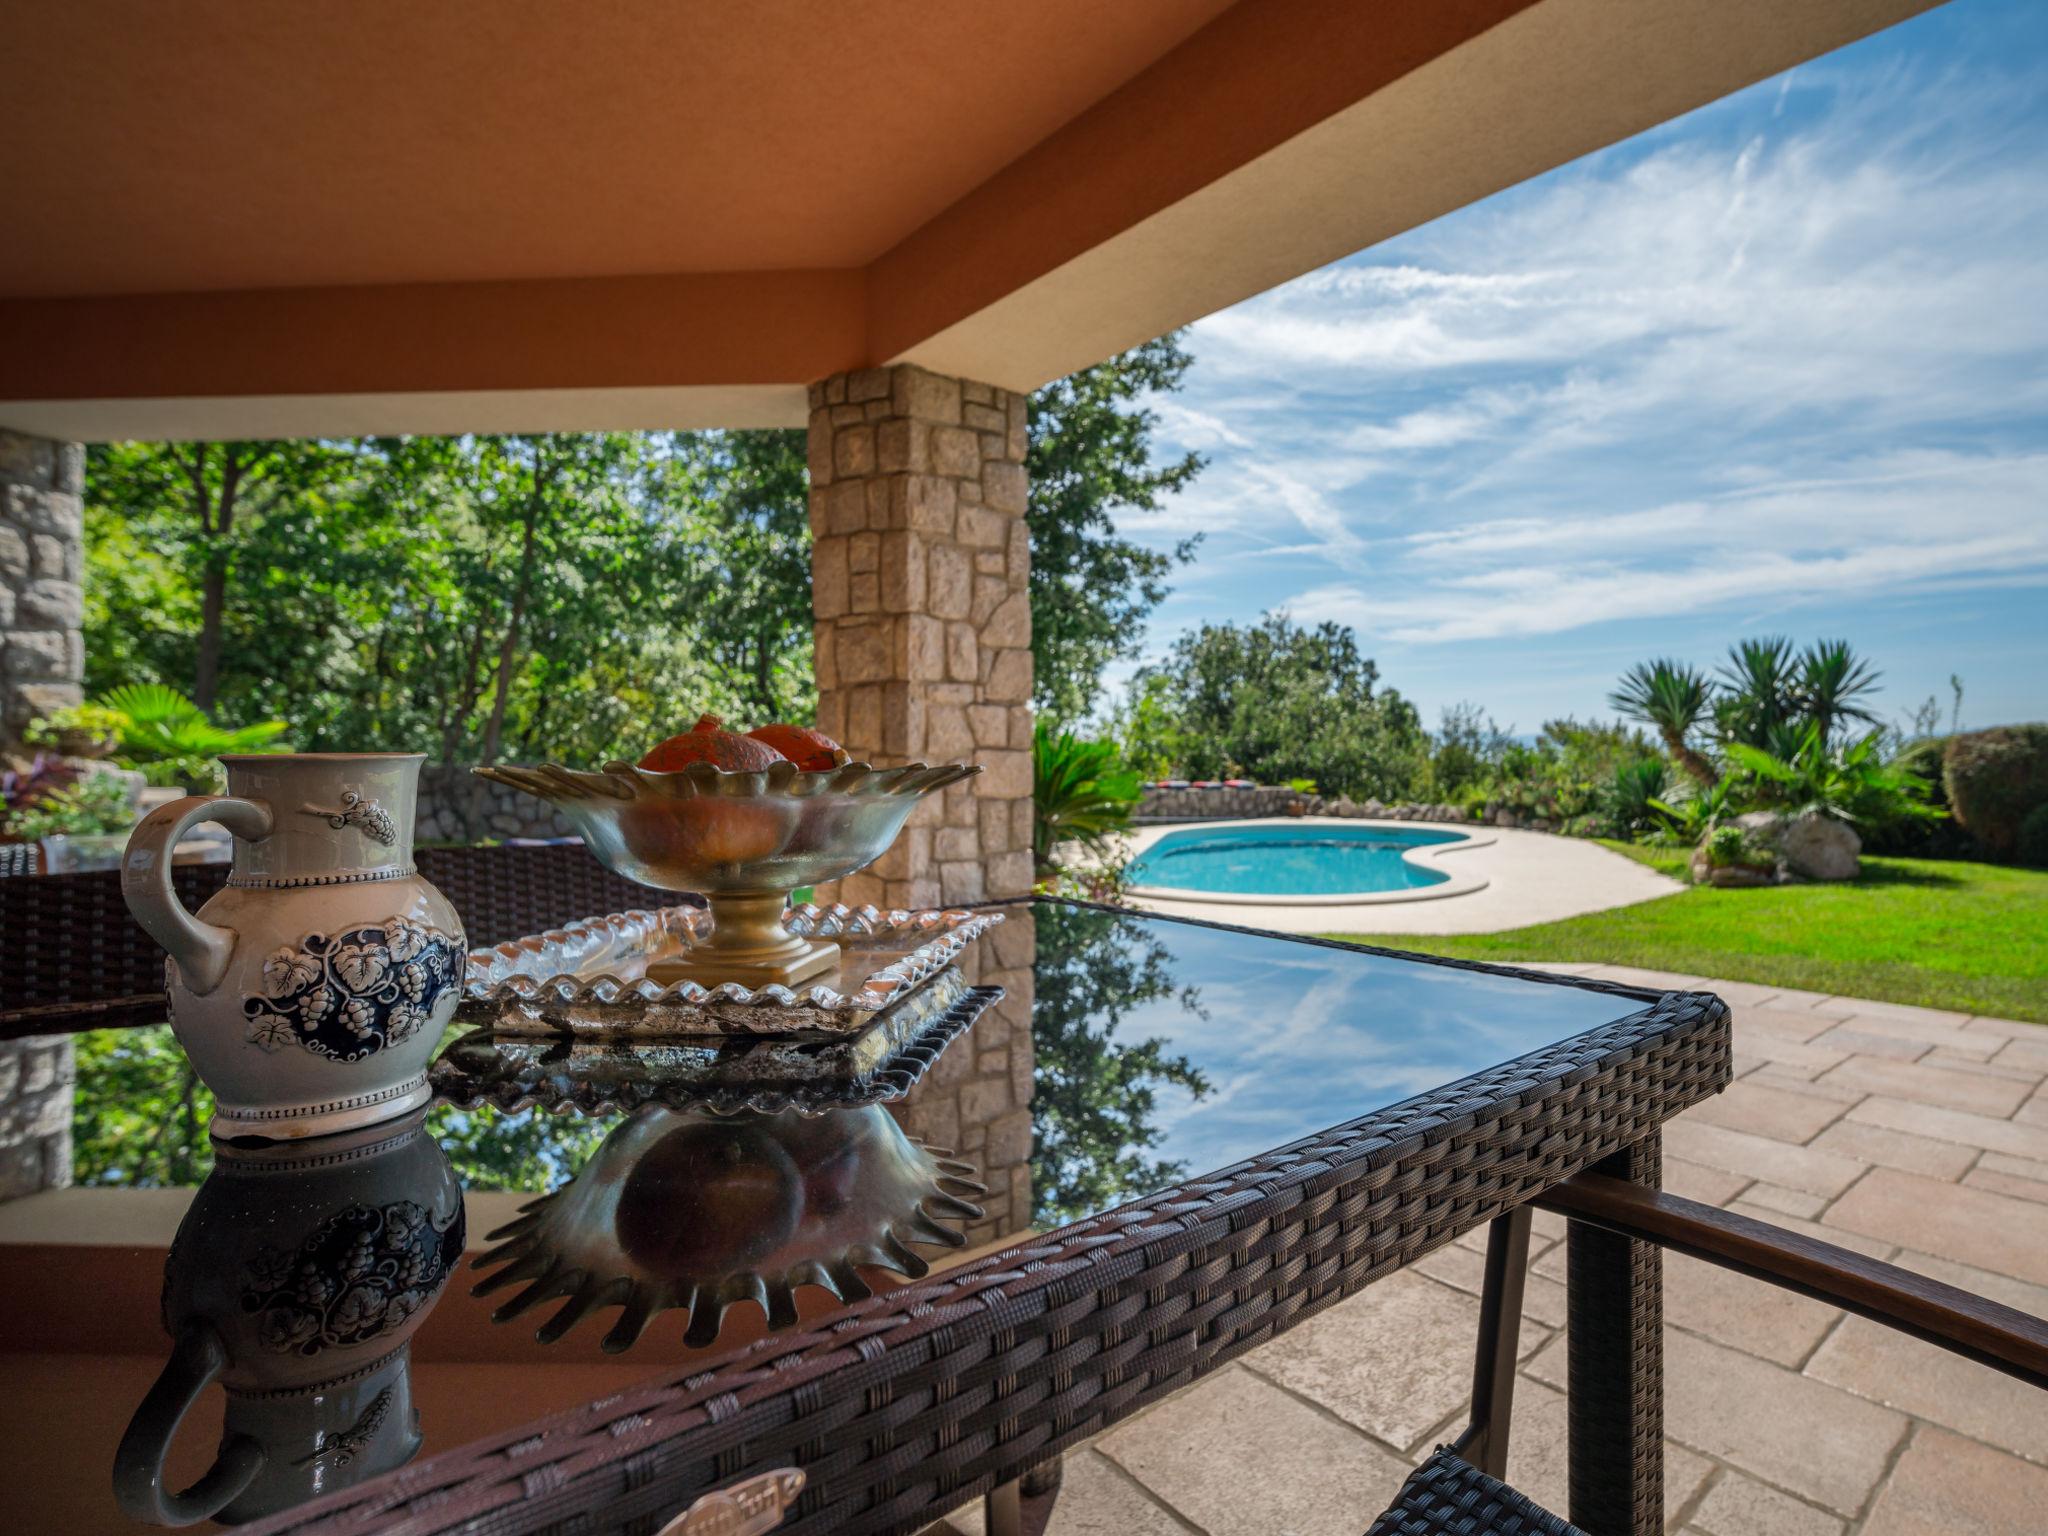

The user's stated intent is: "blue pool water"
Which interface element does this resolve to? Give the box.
[1127,823,1469,896]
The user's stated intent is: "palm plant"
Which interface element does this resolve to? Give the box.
[1599,757,1671,837]
[1033,719,1143,874]
[1609,660,1718,787]
[1646,775,1735,844]
[94,684,289,787]
[1794,639,1882,746]
[1713,636,1800,750]
[1723,726,1940,830]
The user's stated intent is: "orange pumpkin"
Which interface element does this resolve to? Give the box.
[744,722,847,773]
[640,713,787,773]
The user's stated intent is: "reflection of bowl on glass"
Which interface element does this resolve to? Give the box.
[474,758,978,988]
[472,1103,985,1351]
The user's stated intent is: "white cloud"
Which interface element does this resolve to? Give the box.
[1133,33,2048,655]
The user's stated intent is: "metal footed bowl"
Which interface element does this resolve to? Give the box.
[474,758,979,988]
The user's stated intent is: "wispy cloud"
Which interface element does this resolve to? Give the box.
[1125,8,2048,709]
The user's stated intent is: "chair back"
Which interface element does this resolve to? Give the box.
[0,843,676,1036]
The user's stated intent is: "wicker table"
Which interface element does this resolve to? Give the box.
[0,897,1728,1536]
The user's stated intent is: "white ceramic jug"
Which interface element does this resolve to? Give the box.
[121,754,465,1141]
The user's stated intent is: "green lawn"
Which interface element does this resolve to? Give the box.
[1327,847,2048,1024]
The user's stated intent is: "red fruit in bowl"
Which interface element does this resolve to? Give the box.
[639,714,787,773]
[744,722,846,773]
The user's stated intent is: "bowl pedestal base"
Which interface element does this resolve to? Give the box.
[645,891,841,990]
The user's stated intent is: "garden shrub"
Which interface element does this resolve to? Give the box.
[1943,724,2048,857]
[2018,804,2048,870]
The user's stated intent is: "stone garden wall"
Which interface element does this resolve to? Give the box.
[413,763,574,845]
[1137,783,1476,826]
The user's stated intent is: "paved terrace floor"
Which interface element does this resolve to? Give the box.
[929,970,2048,1536]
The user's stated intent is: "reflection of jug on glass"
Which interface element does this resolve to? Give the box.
[475,1104,985,1351]
[113,1110,464,1527]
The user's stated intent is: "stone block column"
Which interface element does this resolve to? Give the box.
[1,431,84,1201]
[808,364,1033,910]
[808,365,1037,1238]
[1,430,86,754]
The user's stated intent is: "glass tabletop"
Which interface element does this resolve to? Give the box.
[2,900,1651,1533]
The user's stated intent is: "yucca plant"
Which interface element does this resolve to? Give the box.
[1609,660,1718,788]
[1714,636,1800,751]
[1795,639,1882,746]
[1033,719,1143,874]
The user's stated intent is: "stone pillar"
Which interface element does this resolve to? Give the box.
[807,364,1033,911]
[808,364,1037,1239]
[0,1037,75,1199]
[1,430,86,754]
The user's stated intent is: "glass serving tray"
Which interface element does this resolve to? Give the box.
[459,903,1002,1037]
[431,969,1001,1116]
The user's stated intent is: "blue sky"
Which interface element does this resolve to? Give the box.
[1118,0,2048,738]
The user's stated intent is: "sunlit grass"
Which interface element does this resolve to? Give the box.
[1328,852,2048,1023]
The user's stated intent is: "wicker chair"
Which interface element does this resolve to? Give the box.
[1360,1173,2048,1536]
[0,843,680,1040]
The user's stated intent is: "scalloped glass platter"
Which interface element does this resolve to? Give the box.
[458,903,1003,1037]
[431,970,1002,1116]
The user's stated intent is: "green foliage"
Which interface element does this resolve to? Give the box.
[1122,613,1427,800]
[1028,337,1204,721]
[83,343,1202,767]
[1030,904,1211,1223]
[1033,720,1142,873]
[1713,636,1803,754]
[1942,724,2048,858]
[88,682,288,787]
[6,771,137,840]
[1610,659,1718,786]
[1722,727,1940,832]
[1428,701,1512,798]
[23,702,125,752]
[1601,757,1672,838]
[71,1027,214,1186]
[1648,776,1736,845]
[1703,823,1774,872]
[70,1026,604,1191]
[1,753,78,822]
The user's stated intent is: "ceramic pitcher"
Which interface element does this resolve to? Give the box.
[112,1110,463,1526]
[122,754,465,1142]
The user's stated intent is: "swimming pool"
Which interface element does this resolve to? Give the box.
[1125,822,1474,901]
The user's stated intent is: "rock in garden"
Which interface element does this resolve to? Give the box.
[1780,808,1861,881]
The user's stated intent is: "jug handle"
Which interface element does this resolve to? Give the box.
[123,794,275,996]
[112,1324,266,1527]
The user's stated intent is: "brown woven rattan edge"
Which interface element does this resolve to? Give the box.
[247,955,1730,1536]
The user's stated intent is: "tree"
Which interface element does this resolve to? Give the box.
[85,440,347,710]
[647,430,817,724]
[1028,337,1204,720]
[1122,613,1428,799]
[1610,659,1719,787]
[1714,636,1802,756]
[1031,903,1210,1223]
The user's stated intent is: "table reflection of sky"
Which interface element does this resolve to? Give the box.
[1038,911,1640,1202]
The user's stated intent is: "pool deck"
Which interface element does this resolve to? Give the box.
[928,974,2048,1536]
[1121,817,1682,936]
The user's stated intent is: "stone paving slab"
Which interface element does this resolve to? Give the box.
[925,974,2045,1536]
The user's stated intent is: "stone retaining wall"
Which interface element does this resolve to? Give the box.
[413,763,574,845]
[1137,784,1477,826]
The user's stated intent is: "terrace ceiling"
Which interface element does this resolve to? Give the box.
[0,0,1935,440]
